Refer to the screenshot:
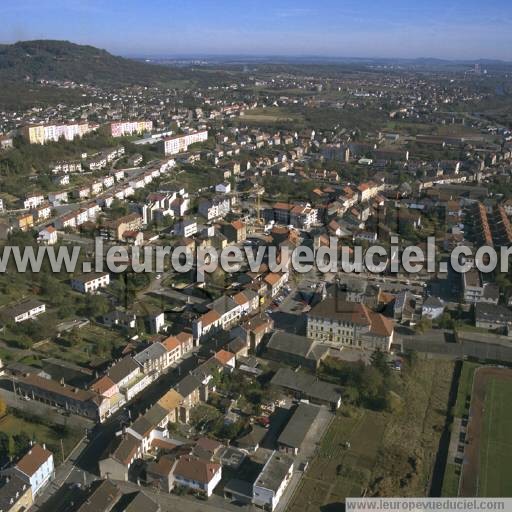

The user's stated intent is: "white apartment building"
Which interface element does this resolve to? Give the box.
[163,130,208,155]
[24,194,45,209]
[70,272,110,294]
[2,300,46,323]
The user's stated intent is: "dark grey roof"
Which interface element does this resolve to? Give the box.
[277,403,322,449]
[235,425,267,450]
[0,475,31,512]
[106,356,140,385]
[133,343,167,366]
[482,283,500,301]
[130,415,154,438]
[1,299,45,319]
[209,295,239,316]
[475,302,512,323]
[175,374,201,398]
[254,451,294,493]
[122,491,160,512]
[267,331,328,362]
[423,296,444,309]
[191,357,222,382]
[271,368,343,405]
[77,479,121,512]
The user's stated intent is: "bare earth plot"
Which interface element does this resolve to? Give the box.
[459,367,512,497]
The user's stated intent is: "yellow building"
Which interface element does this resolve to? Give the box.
[0,475,34,512]
[22,124,46,145]
[17,214,34,232]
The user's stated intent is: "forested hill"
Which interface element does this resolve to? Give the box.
[0,40,186,86]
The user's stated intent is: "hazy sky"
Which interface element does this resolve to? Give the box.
[1,0,511,60]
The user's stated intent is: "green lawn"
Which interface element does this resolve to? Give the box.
[479,378,512,497]
[454,362,480,418]
[0,414,83,464]
[442,361,481,497]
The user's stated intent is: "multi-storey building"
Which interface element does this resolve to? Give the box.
[163,130,208,155]
[198,196,231,221]
[21,122,95,144]
[12,444,54,496]
[307,297,394,351]
[70,272,110,294]
[110,120,153,137]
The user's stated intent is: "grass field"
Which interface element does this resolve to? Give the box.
[478,378,512,497]
[442,361,481,497]
[241,107,303,124]
[454,362,480,418]
[0,413,83,464]
[288,359,454,510]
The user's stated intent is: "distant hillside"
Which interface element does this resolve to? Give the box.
[0,40,187,86]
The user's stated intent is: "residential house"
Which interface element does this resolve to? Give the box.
[37,226,58,245]
[1,300,46,324]
[252,451,294,512]
[172,456,221,497]
[12,444,54,496]
[221,220,247,243]
[0,475,33,512]
[70,273,110,294]
[422,296,445,320]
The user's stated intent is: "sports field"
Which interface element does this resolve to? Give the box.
[478,377,512,497]
[459,367,512,497]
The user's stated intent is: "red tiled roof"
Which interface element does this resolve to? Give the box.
[214,350,235,366]
[15,444,52,477]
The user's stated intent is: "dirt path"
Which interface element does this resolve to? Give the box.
[459,367,512,497]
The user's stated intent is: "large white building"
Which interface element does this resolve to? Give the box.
[163,130,208,156]
[198,196,231,221]
[110,120,153,137]
[2,299,46,323]
[70,272,110,294]
[22,122,96,144]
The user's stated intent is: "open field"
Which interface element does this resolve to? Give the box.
[287,359,454,510]
[241,107,303,124]
[0,412,83,464]
[441,361,481,497]
[35,323,126,366]
[454,362,480,417]
[479,377,512,496]
[287,409,385,512]
[459,367,512,497]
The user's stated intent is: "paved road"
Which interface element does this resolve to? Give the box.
[32,354,199,512]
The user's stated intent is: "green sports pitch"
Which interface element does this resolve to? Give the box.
[479,377,512,497]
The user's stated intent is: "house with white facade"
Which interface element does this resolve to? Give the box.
[70,272,110,294]
[252,451,293,511]
[12,444,54,496]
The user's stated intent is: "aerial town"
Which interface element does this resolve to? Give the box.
[0,8,512,512]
